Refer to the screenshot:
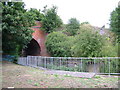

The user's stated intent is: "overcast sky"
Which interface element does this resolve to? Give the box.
[23,0,119,28]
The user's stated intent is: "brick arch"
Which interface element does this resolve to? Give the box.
[24,38,41,56]
[31,21,50,56]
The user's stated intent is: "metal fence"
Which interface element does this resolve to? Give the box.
[18,56,120,75]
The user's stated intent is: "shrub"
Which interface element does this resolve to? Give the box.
[100,41,117,57]
[71,26,104,57]
[45,32,73,57]
[46,24,117,57]
[71,24,118,57]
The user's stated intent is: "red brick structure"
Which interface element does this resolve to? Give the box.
[23,21,50,56]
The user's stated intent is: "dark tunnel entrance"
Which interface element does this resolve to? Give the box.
[23,39,41,56]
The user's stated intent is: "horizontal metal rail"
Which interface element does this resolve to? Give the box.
[27,56,120,59]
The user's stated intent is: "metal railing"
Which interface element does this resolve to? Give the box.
[18,56,120,75]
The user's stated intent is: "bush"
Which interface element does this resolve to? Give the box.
[71,24,118,57]
[45,32,73,57]
[100,41,117,57]
[2,55,18,63]
[46,24,117,57]
[71,25,104,57]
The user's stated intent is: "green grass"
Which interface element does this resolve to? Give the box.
[27,79,33,84]
[34,83,39,86]
[64,74,72,77]
[94,75,101,78]
[54,74,59,77]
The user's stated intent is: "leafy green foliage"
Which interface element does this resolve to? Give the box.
[41,6,63,33]
[27,8,44,21]
[66,18,80,36]
[80,22,89,25]
[100,41,117,57]
[45,32,72,57]
[46,24,117,57]
[2,2,35,55]
[110,6,120,43]
[71,24,117,57]
[71,25,104,57]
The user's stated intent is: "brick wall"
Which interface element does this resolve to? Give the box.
[31,21,50,56]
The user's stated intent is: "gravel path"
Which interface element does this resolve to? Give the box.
[44,69,96,78]
[26,65,96,78]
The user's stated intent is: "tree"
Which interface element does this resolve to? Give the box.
[27,8,44,21]
[71,28,104,57]
[81,21,89,25]
[71,24,117,57]
[66,18,80,36]
[2,2,35,55]
[110,5,120,43]
[45,32,72,57]
[41,6,63,33]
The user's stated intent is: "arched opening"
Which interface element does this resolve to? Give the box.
[23,39,41,56]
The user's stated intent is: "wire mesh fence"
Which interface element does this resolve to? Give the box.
[18,56,120,75]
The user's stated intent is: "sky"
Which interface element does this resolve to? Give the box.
[23,0,119,28]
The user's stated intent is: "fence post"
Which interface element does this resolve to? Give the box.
[28,56,30,66]
[94,58,96,74]
[37,56,38,67]
[59,57,61,70]
[81,58,82,72]
[37,56,40,67]
[108,58,111,77]
[30,56,31,66]
[50,57,52,69]
[25,57,26,65]
[46,57,47,68]
[44,57,46,68]
[66,57,68,67]
[35,56,36,67]
[35,56,37,66]
[26,56,28,66]
[22,57,23,65]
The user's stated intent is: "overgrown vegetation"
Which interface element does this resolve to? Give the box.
[2,2,35,55]
[46,23,118,57]
[41,6,63,33]
[45,32,72,57]
[2,2,62,56]
[2,1,118,58]
[66,18,80,36]
[110,4,120,56]
[71,24,104,57]
[110,5,120,43]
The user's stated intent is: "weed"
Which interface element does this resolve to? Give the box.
[27,79,33,84]
[40,79,43,82]
[54,74,59,77]
[55,86,61,88]
[34,83,39,86]
[64,74,72,77]
[94,76,101,78]
[60,78,64,81]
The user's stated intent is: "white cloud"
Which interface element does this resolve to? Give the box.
[23,0,119,28]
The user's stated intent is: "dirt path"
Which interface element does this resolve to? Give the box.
[2,61,119,88]
[45,70,95,78]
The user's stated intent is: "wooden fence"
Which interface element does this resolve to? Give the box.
[18,56,120,75]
